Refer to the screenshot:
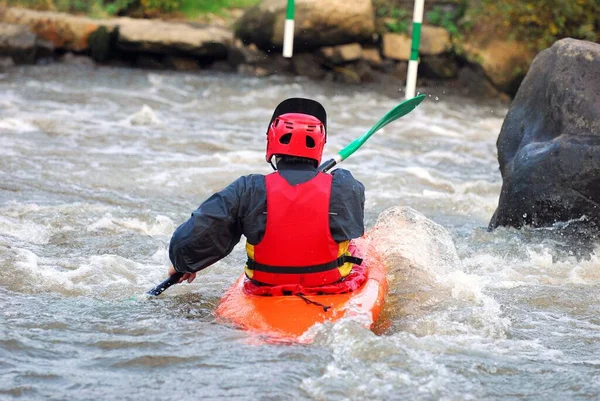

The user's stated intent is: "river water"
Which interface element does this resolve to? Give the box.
[0,64,599,401]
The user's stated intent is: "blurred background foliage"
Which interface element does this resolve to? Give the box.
[2,0,261,18]
[374,0,599,52]
[3,0,600,51]
[467,0,600,50]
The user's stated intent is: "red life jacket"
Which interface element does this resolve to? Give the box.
[245,171,361,287]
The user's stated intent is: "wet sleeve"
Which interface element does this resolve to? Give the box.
[168,177,247,273]
[329,168,365,241]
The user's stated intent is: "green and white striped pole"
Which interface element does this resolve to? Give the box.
[406,0,424,99]
[283,0,295,58]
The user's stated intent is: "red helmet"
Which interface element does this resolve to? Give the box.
[266,98,327,166]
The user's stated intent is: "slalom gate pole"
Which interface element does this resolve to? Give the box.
[405,0,424,99]
[283,0,295,58]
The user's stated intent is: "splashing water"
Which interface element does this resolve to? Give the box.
[1,65,599,400]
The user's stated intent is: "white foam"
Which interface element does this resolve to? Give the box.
[127,104,161,126]
[0,216,51,244]
[0,118,38,133]
[151,247,171,265]
[303,320,464,401]
[8,247,75,293]
[369,206,461,277]
[447,270,483,302]
[14,247,40,271]
[477,244,600,288]
[214,150,264,165]
[87,214,174,236]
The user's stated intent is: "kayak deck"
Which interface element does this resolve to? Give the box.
[215,238,387,342]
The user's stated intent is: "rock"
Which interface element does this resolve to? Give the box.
[266,54,294,75]
[330,59,374,84]
[236,63,255,75]
[237,63,274,77]
[350,59,374,82]
[382,33,410,61]
[489,39,600,230]
[235,0,375,52]
[254,66,271,77]
[320,43,363,64]
[116,18,232,60]
[291,52,326,79]
[362,47,382,66]
[0,56,15,72]
[60,52,95,67]
[87,25,114,62]
[135,54,165,69]
[212,60,235,72]
[391,61,408,82]
[0,22,37,63]
[420,54,458,79]
[0,7,116,52]
[419,25,452,56]
[227,43,267,67]
[165,56,199,71]
[382,25,452,61]
[331,64,361,84]
[373,58,397,74]
[456,65,501,98]
[0,8,233,64]
[35,37,54,60]
[456,22,535,96]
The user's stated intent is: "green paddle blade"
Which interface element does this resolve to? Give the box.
[338,94,426,161]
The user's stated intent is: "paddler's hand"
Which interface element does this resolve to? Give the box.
[168,265,197,284]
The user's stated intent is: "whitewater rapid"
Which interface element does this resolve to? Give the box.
[1,64,599,401]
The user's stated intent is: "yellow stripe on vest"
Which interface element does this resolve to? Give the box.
[337,240,353,277]
[245,240,353,280]
[245,242,255,278]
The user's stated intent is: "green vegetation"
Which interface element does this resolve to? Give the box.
[375,1,467,37]
[180,0,261,18]
[3,0,261,18]
[373,0,598,53]
[466,0,600,50]
[5,0,599,51]
[425,3,467,36]
[375,4,410,34]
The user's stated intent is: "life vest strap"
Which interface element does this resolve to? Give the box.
[246,255,363,274]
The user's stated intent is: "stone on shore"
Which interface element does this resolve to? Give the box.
[0,7,115,52]
[0,22,37,63]
[457,22,535,96]
[116,19,232,59]
[362,47,382,66]
[382,33,410,61]
[0,56,15,71]
[0,7,233,63]
[320,43,363,64]
[382,25,451,61]
[235,0,375,51]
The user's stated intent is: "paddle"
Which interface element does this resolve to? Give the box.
[147,273,184,296]
[146,93,426,296]
[318,93,426,172]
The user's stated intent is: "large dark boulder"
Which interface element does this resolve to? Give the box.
[489,38,600,230]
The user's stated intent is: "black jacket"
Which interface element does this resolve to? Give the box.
[169,161,365,273]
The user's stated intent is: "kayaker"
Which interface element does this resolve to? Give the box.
[168,98,365,291]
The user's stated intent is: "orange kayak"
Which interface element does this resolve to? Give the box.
[215,237,388,342]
